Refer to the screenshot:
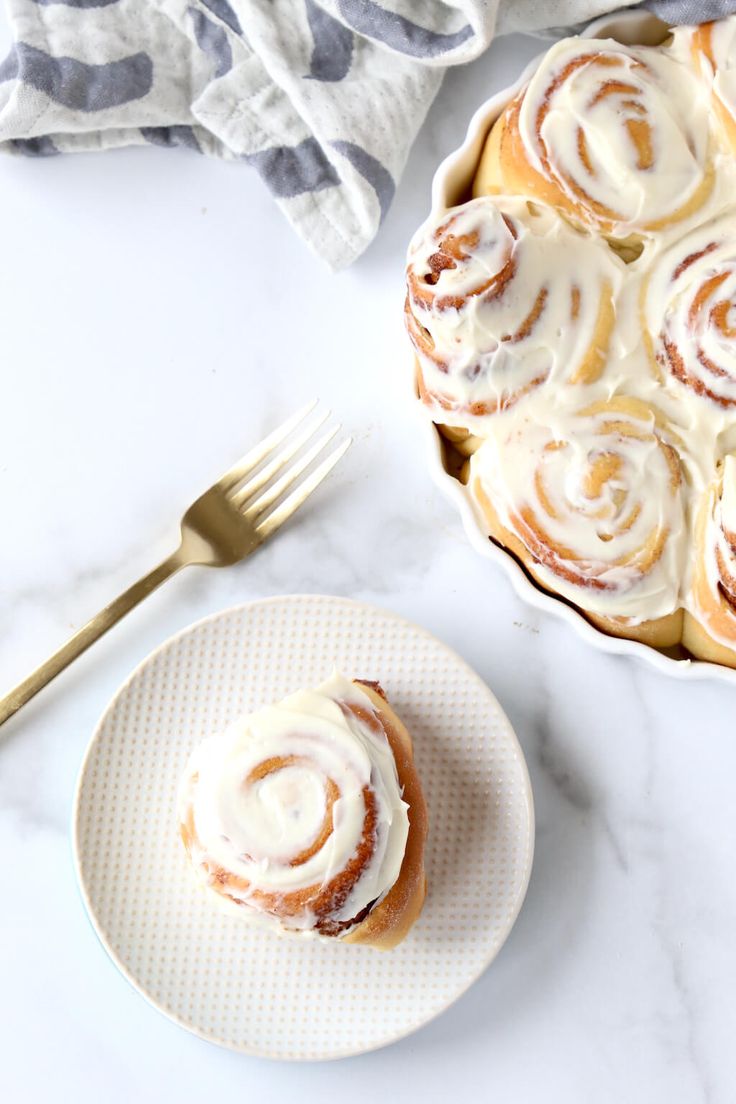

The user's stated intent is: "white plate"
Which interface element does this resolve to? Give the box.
[73,595,534,1060]
[419,11,736,686]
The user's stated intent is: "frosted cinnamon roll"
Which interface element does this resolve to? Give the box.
[683,455,736,667]
[405,196,620,426]
[470,397,687,646]
[178,674,427,949]
[643,214,736,411]
[474,37,712,243]
[684,17,736,155]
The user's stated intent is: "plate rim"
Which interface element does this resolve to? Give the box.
[72,592,536,1061]
[416,11,736,687]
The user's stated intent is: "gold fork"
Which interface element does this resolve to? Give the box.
[0,402,350,728]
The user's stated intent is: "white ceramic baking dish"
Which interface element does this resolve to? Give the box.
[419,10,736,685]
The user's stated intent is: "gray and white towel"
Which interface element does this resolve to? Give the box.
[1,0,734,268]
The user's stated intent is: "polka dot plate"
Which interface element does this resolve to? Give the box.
[73,595,534,1060]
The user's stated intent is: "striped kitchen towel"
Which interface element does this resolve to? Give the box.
[1,0,734,268]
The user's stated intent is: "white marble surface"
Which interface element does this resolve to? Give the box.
[2,17,735,1103]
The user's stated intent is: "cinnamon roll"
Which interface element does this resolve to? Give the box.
[469,397,687,646]
[643,214,736,411]
[684,17,736,156]
[405,196,621,427]
[178,674,428,949]
[683,455,736,667]
[404,17,736,666]
[474,37,712,243]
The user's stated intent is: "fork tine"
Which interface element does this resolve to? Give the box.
[230,407,331,507]
[238,425,340,518]
[255,438,352,541]
[219,400,318,491]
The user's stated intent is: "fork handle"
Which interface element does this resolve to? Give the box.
[0,551,184,728]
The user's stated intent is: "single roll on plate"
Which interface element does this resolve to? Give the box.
[470,397,687,647]
[178,673,428,949]
[405,195,621,424]
[474,37,712,243]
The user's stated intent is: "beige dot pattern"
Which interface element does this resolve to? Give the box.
[73,595,534,1060]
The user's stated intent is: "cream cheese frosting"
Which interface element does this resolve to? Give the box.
[516,38,710,235]
[709,19,736,112]
[407,23,736,645]
[470,399,687,622]
[178,673,409,936]
[673,16,736,147]
[405,195,623,425]
[643,210,736,417]
[516,37,711,236]
[704,454,736,604]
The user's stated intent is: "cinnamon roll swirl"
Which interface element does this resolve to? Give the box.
[475,37,712,243]
[644,215,736,410]
[469,397,687,646]
[178,674,427,948]
[683,455,736,667]
[405,196,620,427]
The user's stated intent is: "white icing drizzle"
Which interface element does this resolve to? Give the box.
[405,195,623,424]
[517,37,710,234]
[178,673,409,936]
